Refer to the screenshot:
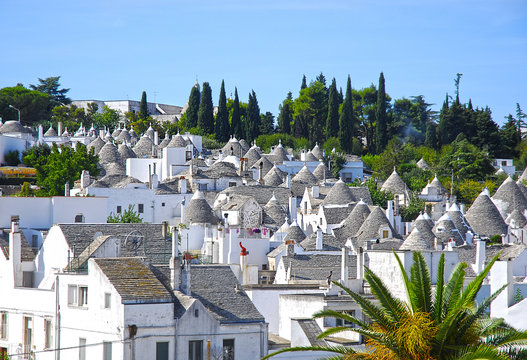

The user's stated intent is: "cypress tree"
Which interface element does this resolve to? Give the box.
[139,91,148,120]
[231,88,243,139]
[215,80,230,142]
[424,121,438,149]
[185,83,200,128]
[245,90,261,143]
[326,78,339,138]
[338,75,354,153]
[300,75,307,90]
[278,92,293,134]
[197,82,214,134]
[375,72,387,154]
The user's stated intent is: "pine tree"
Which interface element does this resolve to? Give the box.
[326,78,339,138]
[215,80,230,142]
[338,75,354,153]
[300,75,307,91]
[424,121,438,149]
[139,91,148,120]
[231,88,242,139]
[259,111,274,135]
[185,83,200,128]
[437,93,455,146]
[245,90,261,142]
[278,92,293,134]
[197,82,214,134]
[500,114,521,158]
[375,72,387,154]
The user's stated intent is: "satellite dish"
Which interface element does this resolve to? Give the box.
[124,230,144,256]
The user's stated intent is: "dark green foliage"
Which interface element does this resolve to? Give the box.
[4,150,21,166]
[399,194,426,221]
[29,76,71,107]
[92,106,121,129]
[25,143,100,196]
[322,137,342,154]
[215,80,230,142]
[375,72,388,154]
[230,88,243,139]
[245,90,261,143]
[324,153,346,178]
[440,138,495,180]
[338,76,354,153]
[365,178,394,208]
[139,91,149,120]
[107,204,143,223]
[326,78,340,138]
[0,86,51,125]
[293,113,308,138]
[202,135,225,150]
[424,121,438,149]
[277,92,293,134]
[259,111,275,135]
[185,83,200,128]
[22,143,51,168]
[51,104,89,132]
[293,80,327,144]
[300,74,307,90]
[499,114,521,158]
[17,182,35,197]
[255,133,307,153]
[488,234,503,245]
[197,82,214,134]
[514,288,524,304]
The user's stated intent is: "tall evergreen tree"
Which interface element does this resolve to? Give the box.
[245,90,261,142]
[338,75,354,153]
[375,72,387,154]
[185,83,200,128]
[300,75,307,91]
[139,91,149,120]
[500,114,521,158]
[277,92,293,134]
[437,93,456,146]
[197,82,214,134]
[215,80,230,142]
[474,107,500,157]
[326,78,340,138]
[231,88,243,139]
[259,112,275,135]
[424,121,438,149]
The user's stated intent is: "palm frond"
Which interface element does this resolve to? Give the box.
[451,343,511,360]
[313,309,369,329]
[432,253,445,324]
[409,251,433,314]
[262,344,357,359]
[442,262,467,317]
[394,251,415,310]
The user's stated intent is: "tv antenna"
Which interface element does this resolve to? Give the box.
[125,230,144,256]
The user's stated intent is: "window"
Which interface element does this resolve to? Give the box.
[0,312,7,339]
[68,285,88,306]
[223,339,234,360]
[161,202,165,207]
[75,214,84,223]
[104,293,111,309]
[382,229,389,239]
[198,183,207,191]
[138,204,144,213]
[194,309,199,318]
[156,342,169,360]
[117,206,122,214]
[23,316,33,359]
[502,160,507,166]
[189,340,203,360]
[79,287,88,306]
[44,319,52,349]
[79,338,86,360]
[228,182,236,188]
[103,341,112,360]
[68,285,78,305]
[335,310,356,327]
[22,272,33,288]
[31,235,38,248]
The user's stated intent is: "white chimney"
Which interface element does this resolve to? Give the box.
[181,255,191,295]
[64,182,70,196]
[258,162,263,182]
[460,203,465,214]
[386,200,394,226]
[357,247,364,280]
[9,215,23,287]
[179,177,187,194]
[340,247,348,286]
[490,259,514,318]
[58,122,63,137]
[151,174,159,189]
[311,185,319,198]
[38,124,43,144]
[219,150,223,161]
[286,173,291,188]
[81,170,90,190]
[316,226,323,250]
[170,227,181,290]
[180,198,186,224]
[153,131,159,146]
[240,242,248,285]
[289,196,297,222]
[475,236,486,274]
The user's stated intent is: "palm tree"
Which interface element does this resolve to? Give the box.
[263,251,527,360]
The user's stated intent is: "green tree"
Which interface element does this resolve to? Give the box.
[375,72,388,153]
[29,76,71,107]
[326,78,340,138]
[197,82,214,134]
[473,107,500,157]
[4,150,21,166]
[51,104,88,132]
[425,121,438,149]
[356,85,379,154]
[245,90,261,143]
[277,92,293,134]
[293,80,327,144]
[92,106,121,129]
[338,76,354,154]
[499,114,521,159]
[139,91,149,120]
[300,74,307,91]
[265,251,527,360]
[230,87,243,139]
[0,86,51,125]
[259,111,275,135]
[184,83,200,128]
[215,80,230,142]
[440,138,495,180]
[22,143,51,168]
[107,204,143,223]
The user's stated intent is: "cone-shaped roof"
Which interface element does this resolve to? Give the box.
[87,137,106,155]
[411,215,436,245]
[400,228,434,251]
[491,176,527,217]
[272,142,290,162]
[112,127,122,138]
[263,166,285,187]
[145,125,155,140]
[118,143,136,161]
[243,147,261,167]
[322,179,355,206]
[505,209,527,229]
[239,139,250,153]
[313,161,333,181]
[221,137,244,157]
[416,157,431,170]
[184,191,218,224]
[283,220,306,243]
[167,133,187,148]
[446,203,472,238]
[133,136,154,158]
[305,151,318,162]
[432,213,464,246]
[98,142,122,165]
[356,206,396,245]
[129,128,139,140]
[44,125,57,137]
[252,157,273,178]
[311,143,322,160]
[465,193,508,237]
[381,169,408,194]
[333,200,371,241]
[158,135,171,149]
[429,175,447,194]
[263,194,288,227]
[292,165,318,185]
[116,128,131,143]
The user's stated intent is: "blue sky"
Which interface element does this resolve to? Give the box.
[1,0,526,125]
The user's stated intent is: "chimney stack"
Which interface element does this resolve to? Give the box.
[154,131,159,146]
[258,162,263,183]
[357,247,364,280]
[316,226,323,250]
[289,196,297,222]
[490,259,514,318]
[181,253,192,295]
[9,215,22,287]
[170,226,181,290]
[475,236,486,274]
[64,182,70,196]
[239,242,248,285]
[179,177,187,194]
[180,198,186,224]
[58,122,63,137]
[81,170,90,190]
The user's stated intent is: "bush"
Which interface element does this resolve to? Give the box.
[107,204,142,223]
[202,135,225,150]
[4,150,21,166]
[255,133,308,153]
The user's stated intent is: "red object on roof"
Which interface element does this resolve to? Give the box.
[239,242,247,256]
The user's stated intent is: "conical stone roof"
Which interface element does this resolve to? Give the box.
[263,167,285,186]
[429,175,447,194]
[133,136,154,158]
[263,194,288,227]
[311,143,322,160]
[519,166,527,182]
[283,221,306,244]
[87,137,106,155]
[145,126,155,140]
[239,139,250,153]
[381,169,408,195]
[167,133,187,148]
[221,137,244,157]
[158,135,171,149]
[313,161,333,181]
[98,142,123,165]
[400,228,434,251]
[432,213,464,246]
[184,191,218,224]
[272,142,290,163]
[305,151,318,162]
[129,128,139,141]
[356,206,396,245]
[491,176,527,218]
[116,128,131,143]
[465,193,508,237]
[322,179,355,206]
[44,125,57,137]
[101,162,126,176]
[333,200,371,241]
[517,180,527,200]
[118,144,137,161]
[243,147,261,167]
[416,157,431,170]
[411,215,436,245]
[292,165,318,185]
[506,209,527,229]
[446,203,472,238]
[252,157,273,178]
[112,127,122,138]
